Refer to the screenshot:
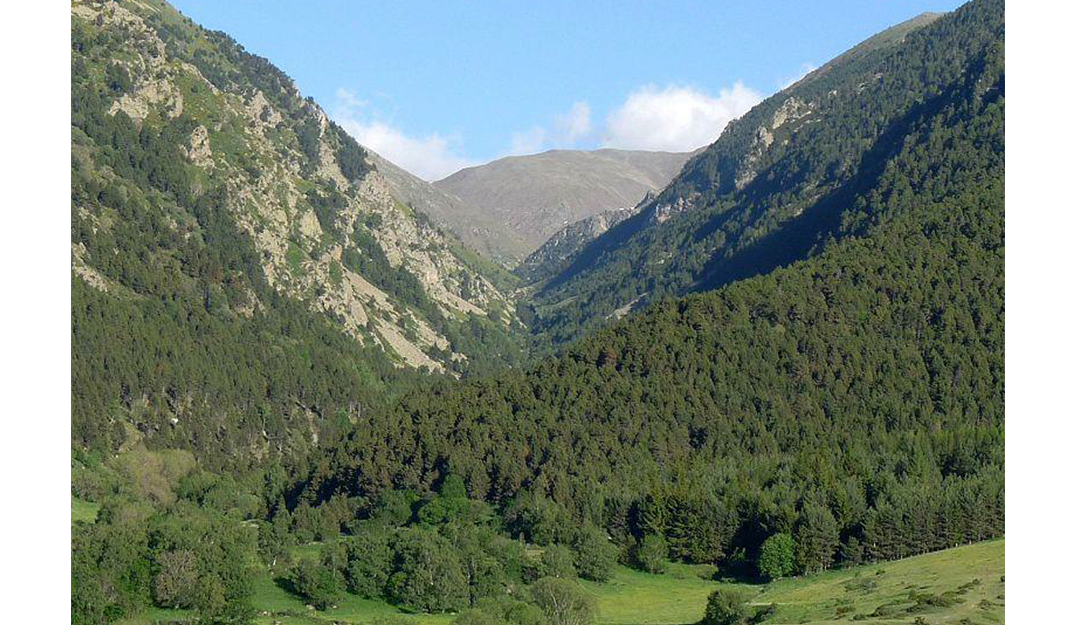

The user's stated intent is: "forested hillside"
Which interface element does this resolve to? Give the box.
[525,0,1002,345]
[71,1,1004,624]
[307,166,1004,571]
[297,0,1004,591]
[70,0,523,465]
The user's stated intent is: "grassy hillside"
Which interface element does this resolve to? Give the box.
[433,149,691,262]
[118,540,1002,625]
[752,540,1003,625]
[586,542,1004,625]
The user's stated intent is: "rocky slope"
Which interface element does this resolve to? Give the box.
[515,206,638,284]
[369,151,513,267]
[71,0,528,462]
[432,148,691,263]
[71,0,516,375]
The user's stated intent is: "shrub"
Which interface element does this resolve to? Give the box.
[634,534,669,574]
[700,588,750,625]
[288,558,342,610]
[530,577,596,625]
[343,531,392,599]
[387,528,468,612]
[572,525,618,582]
[541,544,577,579]
[153,549,199,608]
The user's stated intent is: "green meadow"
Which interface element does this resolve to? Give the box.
[121,540,1002,625]
[584,540,1004,625]
[71,496,99,525]
[751,540,1004,625]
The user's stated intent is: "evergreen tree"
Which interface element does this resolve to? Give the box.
[795,503,840,574]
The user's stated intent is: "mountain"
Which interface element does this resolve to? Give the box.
[366,150,520,271]
[70,0,523,463]
[71,2,1004,623]
[304,0,1003,578]
[431,148,692,263]
[814,11,944,72]
[524,3,997,345]
[514,206,638,284]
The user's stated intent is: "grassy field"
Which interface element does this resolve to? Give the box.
[111,539,1004,625]
[71,496,100,524]
[248,571,455,625]
[580,562,723,624]
[751,539,1005,625]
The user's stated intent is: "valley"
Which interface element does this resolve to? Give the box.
[70,1,1005,624]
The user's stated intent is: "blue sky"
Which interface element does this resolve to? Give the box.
[171,0,965,180]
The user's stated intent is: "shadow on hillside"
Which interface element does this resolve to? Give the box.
[691,65,983,295]
[273,575,300,598]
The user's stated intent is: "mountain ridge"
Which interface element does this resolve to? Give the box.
[523,0,1000,345]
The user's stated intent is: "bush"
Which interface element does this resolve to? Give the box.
[572,525,618,582]
[452,596,548,625]
[540,544,577,579]
[153,549,199,608]
[843,577,877,594]
[288,558,342,610]
[387,528,468,612]
[530,577,596,625]
[634,534,669,574]
[750,603,777,624]
[700,588,750,625]
[343,531,392,599]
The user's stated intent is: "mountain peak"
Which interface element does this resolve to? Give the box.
[428,148,692,262]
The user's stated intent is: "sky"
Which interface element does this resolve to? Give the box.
[170,0,966,180]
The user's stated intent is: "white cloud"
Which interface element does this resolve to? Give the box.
[554,101,592,143]
[331,89,477,181]
[602,82,763,152]
[503,101,593,157]
[779,62,818,89]
[508,126,549,156]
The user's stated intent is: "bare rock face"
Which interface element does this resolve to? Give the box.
[736,97,816,190]
[649,196,696,226]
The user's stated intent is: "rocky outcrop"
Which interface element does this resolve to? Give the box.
[516,206,638,284]
[736,97,816,190]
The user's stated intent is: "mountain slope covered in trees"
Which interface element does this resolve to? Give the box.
[524,2,998,345]
[70,1,1004,624]
[300,0,1004,586]
[70,0,524,465]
